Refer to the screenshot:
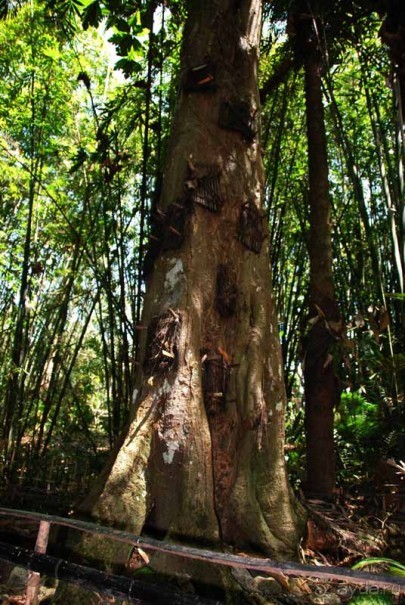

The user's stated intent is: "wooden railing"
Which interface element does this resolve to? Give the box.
[0,507,404,604]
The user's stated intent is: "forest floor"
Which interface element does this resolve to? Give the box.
[296,488,405,604]
[0,480,403,604]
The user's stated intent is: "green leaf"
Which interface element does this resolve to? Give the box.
[109,31,133,54]
[353,558,405,577]
[115,57,142,77]
[348,595,393,605]
[385,293,405,300]
[127,39,144,60]
[42,46,62,61]
[82,0,102,30]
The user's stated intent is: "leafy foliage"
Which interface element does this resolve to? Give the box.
[348,594,394,605]
[347,558,405,605]
[262,5,405,490]
[0,0,183,486]
[353,558,405,577]
[335,391,382,478]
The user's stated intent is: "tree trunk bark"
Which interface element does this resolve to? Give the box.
[302,41,342,498]
[55,0,304,599]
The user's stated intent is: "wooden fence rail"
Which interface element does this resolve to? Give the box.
[0,506,404,603]
[0,541,217,605]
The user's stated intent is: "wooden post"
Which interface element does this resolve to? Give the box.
[25,520,51,605]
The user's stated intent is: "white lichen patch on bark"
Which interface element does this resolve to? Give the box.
[165,258,184,290]
[160,378,172,395]
[155,258,185,307]
[163,439,180,464]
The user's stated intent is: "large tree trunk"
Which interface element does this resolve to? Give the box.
[301,23,342,498]
[55,0,304,599]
